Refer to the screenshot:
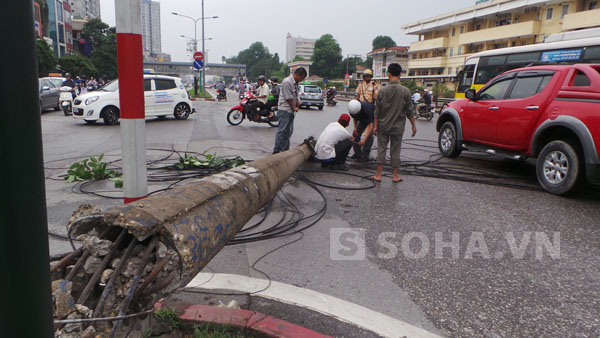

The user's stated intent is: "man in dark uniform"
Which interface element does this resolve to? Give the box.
[347,99,375,161]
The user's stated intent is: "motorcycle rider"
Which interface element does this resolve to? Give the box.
[326,86,337,105]
[417,88,433,114]
[248,75,270,118]
[61,73,77,99]
[216,81,226,100]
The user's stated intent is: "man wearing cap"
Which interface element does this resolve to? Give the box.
[355,69,378,104]
[314,114,353,170]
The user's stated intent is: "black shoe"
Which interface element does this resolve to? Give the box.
[330,163,349,171]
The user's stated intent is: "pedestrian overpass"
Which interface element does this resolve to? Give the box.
[143,61,246,79]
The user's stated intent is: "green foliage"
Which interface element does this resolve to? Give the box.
[292,55,305,62]
[311,34,343,79]
[82,19,118,79]
[401,80,423,93]
[432,82,455,100]
[339,56,362,77]
[65,155,120,184]
[174,153,245,170]
[153,308,180,330]
[58,55,97,78]
[36,39,57,76]
[361,55,373,69]
[226,42,283,80]
[372,35,397,50]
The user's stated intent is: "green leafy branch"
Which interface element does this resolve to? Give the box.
[173,153,245,170]
[65,154,122,187]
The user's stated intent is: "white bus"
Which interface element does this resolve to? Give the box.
[455,28,600,98]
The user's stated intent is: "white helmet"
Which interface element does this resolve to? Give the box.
[348,100,361,115]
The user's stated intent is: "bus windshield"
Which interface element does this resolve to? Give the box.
[457,64,475,93]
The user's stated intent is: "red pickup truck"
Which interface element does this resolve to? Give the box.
[437,64,600,195]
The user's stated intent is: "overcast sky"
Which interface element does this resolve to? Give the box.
[99,0,475,63]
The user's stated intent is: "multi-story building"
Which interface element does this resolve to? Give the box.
[286,34,316,62]
[141,0,162,58]
[402,0,600,90]
[45,0,72,57]
[63,1,74,55]
[367,46,410,80]
[69,0,101,19]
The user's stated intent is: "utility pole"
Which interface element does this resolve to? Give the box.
[0,1,54,336]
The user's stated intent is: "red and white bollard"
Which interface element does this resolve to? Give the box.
[115,0,147,204]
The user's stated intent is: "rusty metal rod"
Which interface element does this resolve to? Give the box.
[143,270,177,296]
[65,251,90,281]
[49,251,71,262]
[50,247,83,273]
[136,257,168,294]
[93,236,138,317]
[110,236,158,337]
[77,229,128,305]
[53,308,154,325]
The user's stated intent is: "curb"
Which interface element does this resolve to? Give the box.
[155,302,332,338]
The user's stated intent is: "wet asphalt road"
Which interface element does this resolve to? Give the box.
[42,92,600,337]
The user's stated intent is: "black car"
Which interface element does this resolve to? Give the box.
[39,78,61,112]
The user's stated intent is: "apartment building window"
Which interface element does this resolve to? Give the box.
[458,47,462,55]
[452,27,456,36]
[476,24,481,30]
[460,26,464,34]
[561,4,569,18]
[449,48,454,57]
[589,2,598,10]
[546,8,553,20]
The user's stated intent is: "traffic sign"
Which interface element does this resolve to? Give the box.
[193,60,204,70]
[193,51,204,61]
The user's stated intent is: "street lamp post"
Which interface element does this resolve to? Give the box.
[172,11,218,97]
[346,53,361,90]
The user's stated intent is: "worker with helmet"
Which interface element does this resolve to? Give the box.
[355,69,378,104]
[348,99,375,161]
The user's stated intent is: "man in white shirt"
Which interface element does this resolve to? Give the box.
[250,75,272,117]
[412,89,421,105]
[314,114,353,170]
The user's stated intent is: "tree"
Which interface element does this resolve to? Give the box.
[372,35,396,50]
[338,56,362,78]
[311,34,342,79]
[58,55,97,77]
[292,55,305,62]
[36,39,57,76]
[226,42,284,80]
[82,19,118,79]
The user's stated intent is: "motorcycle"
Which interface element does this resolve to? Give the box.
[415,103,435,121]
[59,86,75,116]
[227,91,279,127]
[326,95,337,107]
[216,89,227,102]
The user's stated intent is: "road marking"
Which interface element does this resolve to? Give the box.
[186,273,442,338]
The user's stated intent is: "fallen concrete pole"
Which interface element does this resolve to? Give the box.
[51,141,315,336]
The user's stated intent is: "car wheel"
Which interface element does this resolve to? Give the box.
[318,105,324,111]
[536,140,581,195]
[227,109,244,125]
[174,103,191,120]
[438,121,462,158]
[102,106,120,125]
[40,101,44,114]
